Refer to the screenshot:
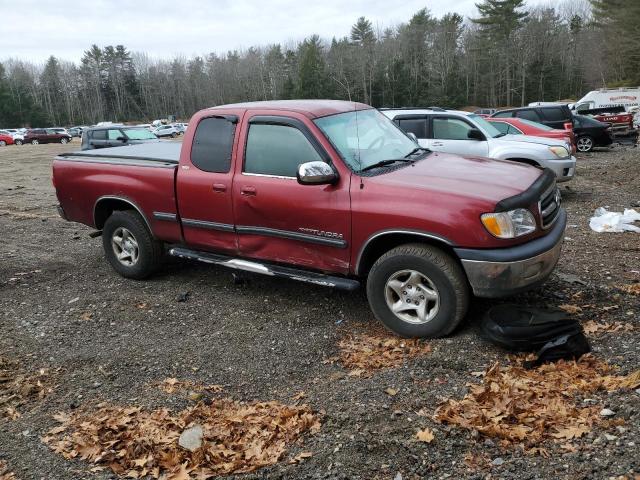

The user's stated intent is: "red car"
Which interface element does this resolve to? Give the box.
[23,128,72,145]
[0,132,14,146]
[488,118,576,153]
[53,100,566,338]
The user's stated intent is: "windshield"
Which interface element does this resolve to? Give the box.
[314,109,418,172]
[467,114,504,138]
[124,128,157,140]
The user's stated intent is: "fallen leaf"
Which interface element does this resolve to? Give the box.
[558,304,583,315]
[384,388,398,396]
[416,428,435,443]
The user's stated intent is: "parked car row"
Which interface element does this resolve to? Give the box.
[0,128,72,145]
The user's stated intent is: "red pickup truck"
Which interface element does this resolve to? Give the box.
[53,100,566,338]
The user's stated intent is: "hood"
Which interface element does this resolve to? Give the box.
[498,134,566,147]
[368,151,542,207]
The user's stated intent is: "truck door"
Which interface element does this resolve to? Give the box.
[428,116,489,157]
[232,114,351,274]
[176,114,239,253]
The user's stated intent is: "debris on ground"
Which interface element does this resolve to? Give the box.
[589,207,640,233]
[618,283,640,296]
[42,399,321,477]
[583,320,635,335]
[434,355,638,448]
[155,377,223,395]
[329,327,431,375]
[0,460,18,480]
[0,357,55,420]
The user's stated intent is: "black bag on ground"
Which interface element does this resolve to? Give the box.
[481,304,590,367]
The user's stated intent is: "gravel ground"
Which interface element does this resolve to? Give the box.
[0,140,638,480]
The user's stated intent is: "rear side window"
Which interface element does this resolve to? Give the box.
[190,117,236,173]
[541,107,568,122]
[91,130,107,140]
[244,124,322,177]
[492,111,512,118]
[396,118,427,139]
[514,109,542,122]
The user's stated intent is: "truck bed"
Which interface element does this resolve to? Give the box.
[58,142,181,165]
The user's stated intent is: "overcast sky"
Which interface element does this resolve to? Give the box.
[1,0,549,64]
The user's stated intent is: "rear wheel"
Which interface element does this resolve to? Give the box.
[31,139,39,145]
[171,132,177,138]
[102,210,163,279]
[15,139,23,145]
[366,243,469,338]
[576,135,594,152]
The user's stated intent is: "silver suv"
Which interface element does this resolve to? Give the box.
[381,108,576,182]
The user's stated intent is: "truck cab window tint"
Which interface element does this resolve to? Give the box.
[514,109,541,122]
[432,118,474,140]
[92,130,107,140]
[190,117,236,173]
[244,124,322,177]
[397,118,427,139]
[108,129,122,140]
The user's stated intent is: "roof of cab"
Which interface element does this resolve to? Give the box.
[208,100,372,119]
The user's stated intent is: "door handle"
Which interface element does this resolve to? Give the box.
[432,142,444,147]
[212,183,226,192]
[241,186,256,196]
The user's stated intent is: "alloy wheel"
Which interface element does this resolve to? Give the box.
[384,269,440,324]
[111,227,139,267]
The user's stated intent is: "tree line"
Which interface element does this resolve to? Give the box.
[0,0,638,127]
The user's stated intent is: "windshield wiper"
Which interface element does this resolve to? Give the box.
[359,158,415,173]
[404,147,430,158]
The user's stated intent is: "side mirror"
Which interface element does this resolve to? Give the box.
[297,161,338,185]
[467,128,485,141]
[406,132,418,143]
[117,136,127,142]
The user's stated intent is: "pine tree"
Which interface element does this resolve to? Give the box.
[297,36,330,99]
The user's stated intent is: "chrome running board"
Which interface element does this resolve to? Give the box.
[169,247,360,291]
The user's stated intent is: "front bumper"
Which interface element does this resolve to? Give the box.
[455,208,566,298]
[546,157,576,182]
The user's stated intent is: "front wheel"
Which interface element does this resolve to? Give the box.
[367,243,469,338]
[15,139,23,145]
[102,210,163,279]
[60,137,68,144]
[171,132,177,138]
[576,135,594,152]
[31,139,39,145]
[0,141,6,147]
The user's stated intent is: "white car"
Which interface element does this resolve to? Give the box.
[382,108,576,182]
[0,129,24,145]
[152,125,178,138]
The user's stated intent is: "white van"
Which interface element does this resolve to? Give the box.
[572,87,640,113]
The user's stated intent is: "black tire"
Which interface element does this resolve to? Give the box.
[171,132,177,138]
[60,137,68,144]
[366,243,469,338]
[0,141,6,147]
[102,210,163,279]
[15,139,23,145]
[31,139,39,145]
[576,135,594,152]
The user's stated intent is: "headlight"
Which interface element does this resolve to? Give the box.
[481,209,537,238]
[549,146,569,158]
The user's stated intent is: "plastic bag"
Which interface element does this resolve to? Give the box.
[589,207,640,233]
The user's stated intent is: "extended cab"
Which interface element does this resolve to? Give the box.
[53,100,566,338]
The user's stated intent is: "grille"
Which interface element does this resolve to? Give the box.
[539,182,561,228]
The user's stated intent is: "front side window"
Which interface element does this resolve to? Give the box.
[515,109,542,122]
[108,129,122,140]
[244,123,322,177]
[314,109,417,172]
[124,128,157,140]
[191,117,236,173]
[432,117,475,140]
